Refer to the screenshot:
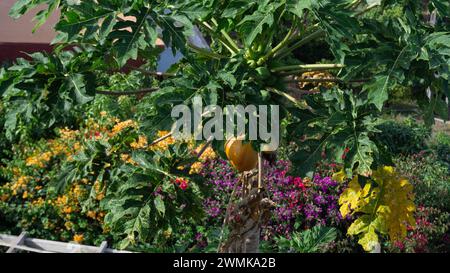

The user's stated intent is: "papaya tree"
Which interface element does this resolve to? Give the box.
[1,0,449,252]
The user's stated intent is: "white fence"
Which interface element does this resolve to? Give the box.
[0,232,132,253]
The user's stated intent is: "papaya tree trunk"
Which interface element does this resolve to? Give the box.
[219,156,275,253]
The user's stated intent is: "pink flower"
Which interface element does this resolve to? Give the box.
[179,181,188,190]
[173,177,189,190]
[341,147,350,160]
[394,241,405,250]
[293,177,306,190]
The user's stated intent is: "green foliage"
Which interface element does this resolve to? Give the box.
[0,49,98,141]
[375,118,431,155]
[5,0,450,176]
[395,153,450,212]
[10,0,192,67]
[431,132,450,165]
[0,134,109,245]
[3,0,450,252]
[276,225,337,253]
[100,148,204,249]
[345,2,450,114]
[288,88,382,177]
[388,85,413,104]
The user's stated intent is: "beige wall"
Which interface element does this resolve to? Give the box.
[0,0,59,43]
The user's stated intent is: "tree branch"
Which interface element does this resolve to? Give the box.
[149,132,173,146]
[125,65,176,78]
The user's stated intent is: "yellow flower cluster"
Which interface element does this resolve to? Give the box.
[73,185,86,199]
[120,153,136,165]
[31,197,45,207]
[54,182,88,216]
[22,191,29,199]
[73,234,84,244]
[338,166,415,252]
[298,71,335,91]
[149,131,175,151]
[110,119,137,137]
[59,127,79,140]
[189,145,217,174]
[25,135,81,168]
[0,117,120,242]
[197,145,216,161]
[9,176,31,196]
[93,180,106,201]
[86,210,106,222]
[65,221,74,230]
[130,135,148,149]
[25,152,52,167]
[86,211,97,219]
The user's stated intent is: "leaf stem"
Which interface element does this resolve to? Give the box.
[272,63,345,73]
[149,132,173,146]
[354,3,379,17]
[275,29,326,59]
[210,18,240,54]
[188,43,226,59]
[199,21,238,55]
[262,17,297,62]
[283,77,370,83]
[96,88,159,96]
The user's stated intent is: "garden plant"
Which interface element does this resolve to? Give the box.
[0,0,449,253]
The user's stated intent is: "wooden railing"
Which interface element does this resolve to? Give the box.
[0,232,132,253]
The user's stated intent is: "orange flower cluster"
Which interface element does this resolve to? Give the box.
[8,176,31,197]
[93,180,106,201]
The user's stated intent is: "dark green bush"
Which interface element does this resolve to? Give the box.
[376,118,431,155]
[432,132,450,166]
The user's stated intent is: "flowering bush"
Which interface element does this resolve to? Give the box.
[0,112,203,248]
[0,121,112,244]
[0,109,447,253]
[387,206,450,253]
[263,160,351,240]
[394,152,450,212]
[192,157,354,252]
[200,157,240,225]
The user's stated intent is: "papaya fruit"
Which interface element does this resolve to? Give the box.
[224,138,258,172]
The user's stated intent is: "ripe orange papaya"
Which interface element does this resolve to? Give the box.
[224,138,258,172]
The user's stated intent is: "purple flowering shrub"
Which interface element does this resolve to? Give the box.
[199,158,240,226]
[197,157,352,249]
[262,160,351,241]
